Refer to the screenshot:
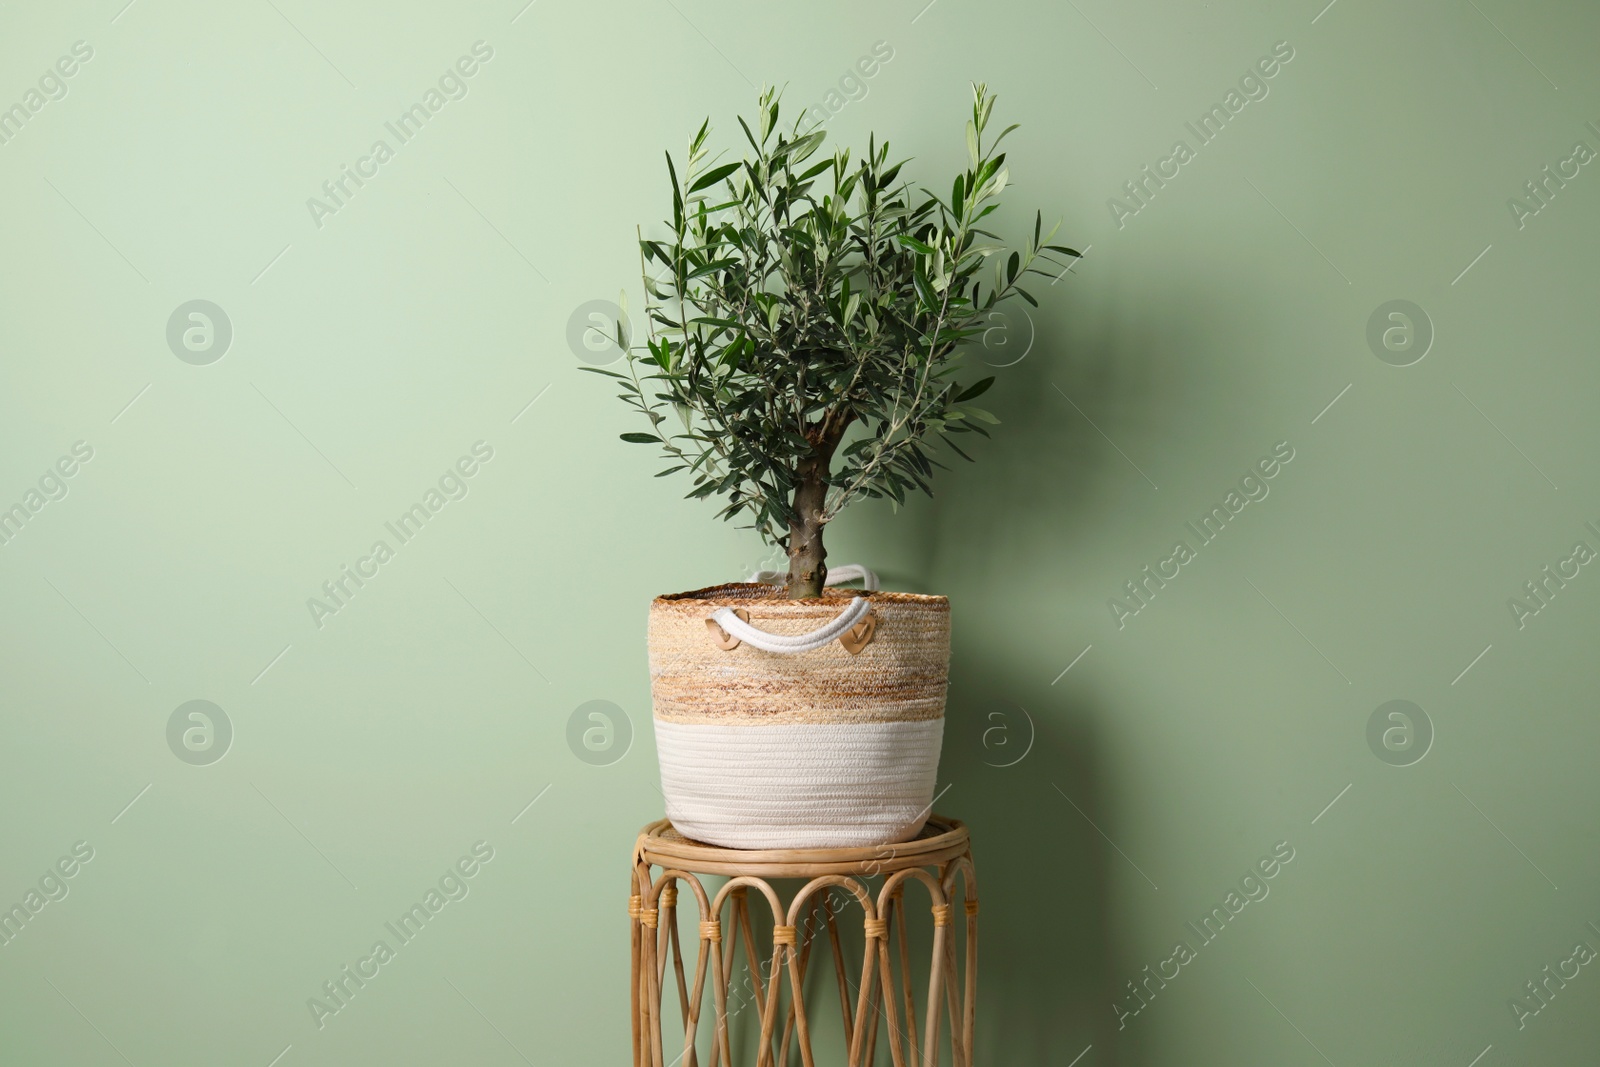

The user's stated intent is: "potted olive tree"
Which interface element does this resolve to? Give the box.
[589,85,1078,848]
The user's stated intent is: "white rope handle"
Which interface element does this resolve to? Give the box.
[746,563,880,591]
[711,595,873,654]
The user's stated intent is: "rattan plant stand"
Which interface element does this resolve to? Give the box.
[629,815,978,1067]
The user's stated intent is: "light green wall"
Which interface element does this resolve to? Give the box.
[3,0,1598,1063]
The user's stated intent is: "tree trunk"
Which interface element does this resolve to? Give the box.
[786,453,830,599]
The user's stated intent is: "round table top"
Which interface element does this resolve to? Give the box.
[634,815,970,878]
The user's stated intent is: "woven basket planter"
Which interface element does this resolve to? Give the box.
[648,581,950,850]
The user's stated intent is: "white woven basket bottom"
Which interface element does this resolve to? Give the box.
[654,718,944,849]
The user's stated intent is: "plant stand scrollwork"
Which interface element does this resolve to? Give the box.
[629,815,978,1067]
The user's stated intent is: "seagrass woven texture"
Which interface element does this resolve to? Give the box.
[648,584,952,726]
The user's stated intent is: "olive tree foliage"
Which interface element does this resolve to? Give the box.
[587,84,1078,597]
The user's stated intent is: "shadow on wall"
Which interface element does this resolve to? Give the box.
[938,650,1122,1066]
[934,294,1145,546]
[842,292,1168,1062]
[829,233,1230,1059]
[856,280,1165,598]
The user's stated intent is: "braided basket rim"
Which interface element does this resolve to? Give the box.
[653,582,948,609]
